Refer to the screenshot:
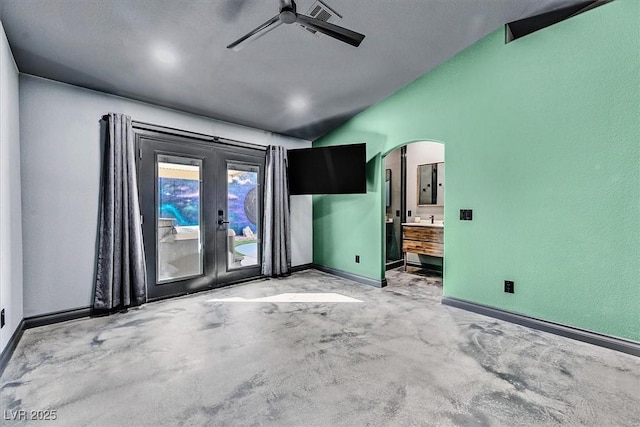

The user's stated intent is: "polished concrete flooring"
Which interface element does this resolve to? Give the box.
[1,269,639,426]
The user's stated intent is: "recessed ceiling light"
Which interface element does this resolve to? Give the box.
[288,95,309,112]
[152,46,178,67]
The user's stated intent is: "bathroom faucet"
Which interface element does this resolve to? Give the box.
[429,215,435,224]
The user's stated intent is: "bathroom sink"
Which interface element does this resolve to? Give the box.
[402,221,444,227]
[427,221,444,227]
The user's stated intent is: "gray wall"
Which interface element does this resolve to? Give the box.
[0,21,23,353]
[19,74,312,318]
[406,141,444,222]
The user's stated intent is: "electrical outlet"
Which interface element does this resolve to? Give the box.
[1,309,5,328]
[504,281,514,294]
[408,210,412,217]
[355,255,360,263]
[460,209,473,221]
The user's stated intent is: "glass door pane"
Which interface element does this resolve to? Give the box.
[226,163,260,269]
[157,155,203,282]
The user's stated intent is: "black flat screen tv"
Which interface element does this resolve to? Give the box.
[288,143,366,195]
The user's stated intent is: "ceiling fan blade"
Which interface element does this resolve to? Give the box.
[295,14,365,47]
[227,15,283,51]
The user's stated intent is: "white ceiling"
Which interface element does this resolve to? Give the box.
[0,0,582,140]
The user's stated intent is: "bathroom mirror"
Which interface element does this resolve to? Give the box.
[385,169,391,207]
[418,162,444,206]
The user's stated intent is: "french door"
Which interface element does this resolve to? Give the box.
[136,129,265,300]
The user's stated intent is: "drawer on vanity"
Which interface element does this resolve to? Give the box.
[402,240,444,257]
[402,226,444,243]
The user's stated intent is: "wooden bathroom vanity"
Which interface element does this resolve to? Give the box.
[401,223,444,271]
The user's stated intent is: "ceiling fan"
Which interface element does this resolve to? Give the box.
[227,0,365,51]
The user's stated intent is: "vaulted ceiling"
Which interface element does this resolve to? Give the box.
[0,0,582,140]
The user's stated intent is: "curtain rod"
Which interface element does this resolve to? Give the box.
[100,115,268,151]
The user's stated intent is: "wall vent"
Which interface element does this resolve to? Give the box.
[301,0,342,37]
[505,0,612,43]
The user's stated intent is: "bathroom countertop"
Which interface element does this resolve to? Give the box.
[402,222,444,228]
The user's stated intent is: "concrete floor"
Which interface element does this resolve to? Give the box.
[1,269,639,426]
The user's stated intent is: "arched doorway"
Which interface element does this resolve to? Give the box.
[382,140,445,287]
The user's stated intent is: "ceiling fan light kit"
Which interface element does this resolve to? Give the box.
[227,0,365,51]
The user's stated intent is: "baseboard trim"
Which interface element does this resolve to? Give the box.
[291,263,314,273]
[0,319,25,377]
[312,264,387,288]
[24,307,92,329]
[441,297,640,357]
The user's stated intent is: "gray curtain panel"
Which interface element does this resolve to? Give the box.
[262,146,292,277]
[94,113,147,310]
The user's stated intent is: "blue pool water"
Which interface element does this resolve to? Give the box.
[235,242,257,257]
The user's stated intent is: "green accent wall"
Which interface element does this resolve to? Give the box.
[313,0,640,341]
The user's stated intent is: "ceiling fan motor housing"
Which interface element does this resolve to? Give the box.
[279,10,297,24]
[279,1,297,24]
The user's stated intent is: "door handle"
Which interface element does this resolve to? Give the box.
[217,209,229,226]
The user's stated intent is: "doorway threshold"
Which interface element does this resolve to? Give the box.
[385,260,404,270]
